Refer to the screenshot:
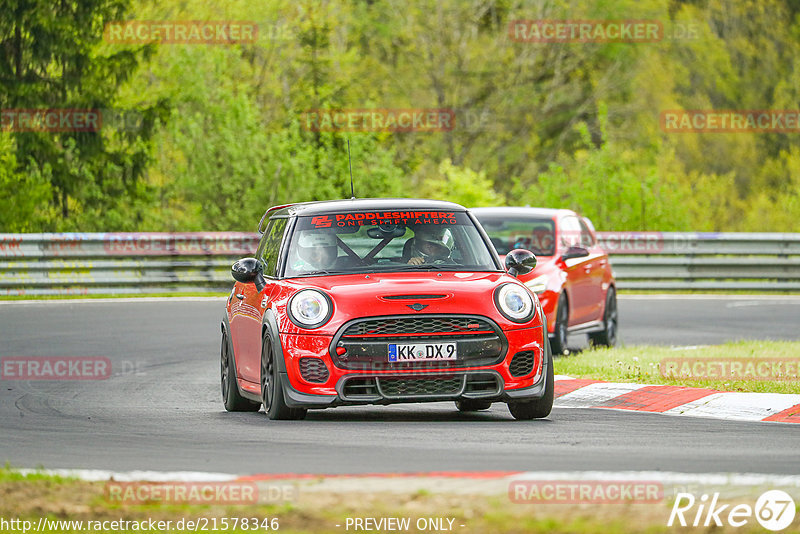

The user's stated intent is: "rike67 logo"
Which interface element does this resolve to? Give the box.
[669,490,796,531]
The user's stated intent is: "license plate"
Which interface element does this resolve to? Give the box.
[388,343,457,362]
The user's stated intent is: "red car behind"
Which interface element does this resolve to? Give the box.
[472,207,617,355]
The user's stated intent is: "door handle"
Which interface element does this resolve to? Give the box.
[235,293,245,300]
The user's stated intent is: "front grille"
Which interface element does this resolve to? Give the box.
[343,316,495,337]
[509,351,535,377]
[298,357,329,383]
[331,315,507,371]
[378,375,463,397]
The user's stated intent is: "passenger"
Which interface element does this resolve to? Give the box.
[293,231,338,271]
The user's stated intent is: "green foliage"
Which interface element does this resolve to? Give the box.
[513,108,693,230]
[0,134,53,232]
[422,159,502,208]
[0,0,160,231]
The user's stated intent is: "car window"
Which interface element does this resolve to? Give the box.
[283,211,498,277]
[257,218,287,277]
[473,215,556,256]
[559,216,583,248]
[578,218,596,247]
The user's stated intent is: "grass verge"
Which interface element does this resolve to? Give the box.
[554,340,800,394]
[2,467,790,533]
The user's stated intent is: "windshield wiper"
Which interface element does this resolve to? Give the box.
[393,263,451,271]
[295,269,350,277]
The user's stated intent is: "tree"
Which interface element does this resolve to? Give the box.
[0,0,163,230]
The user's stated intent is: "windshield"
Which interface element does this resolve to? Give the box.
[283,210,499,277]
[474,215,556,257]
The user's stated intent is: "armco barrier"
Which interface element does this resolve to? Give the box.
[0,232,799,295]
[0,233,258,296]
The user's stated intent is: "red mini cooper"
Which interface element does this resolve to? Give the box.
[472,207,617,355]
[221,199,553,420]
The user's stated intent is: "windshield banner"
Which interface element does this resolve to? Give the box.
[308,211,466,229]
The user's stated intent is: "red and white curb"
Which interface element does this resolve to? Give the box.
[554,376,800,423]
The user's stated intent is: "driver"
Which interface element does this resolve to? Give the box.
[293,230,338,271]
[407,225,451,265]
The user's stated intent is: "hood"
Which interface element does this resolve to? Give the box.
[278,271,532,334]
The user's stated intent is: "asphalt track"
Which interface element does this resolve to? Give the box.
[1,296,799,476]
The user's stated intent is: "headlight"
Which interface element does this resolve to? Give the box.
[288,289,332,329]
[494,283,535,323]
[524,274,550,295]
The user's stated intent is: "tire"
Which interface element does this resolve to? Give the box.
[549,293,569,355]
[221,330,261,412]
[589,287,618,348]
[455,399,492,412]
[507,337,554,420]
[261,333,307,421]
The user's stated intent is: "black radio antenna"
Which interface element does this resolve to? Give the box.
[347,138,355,199]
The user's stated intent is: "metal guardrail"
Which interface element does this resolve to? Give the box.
[0,233,258,296]
[1,232,799,295]
[595,232,800,291]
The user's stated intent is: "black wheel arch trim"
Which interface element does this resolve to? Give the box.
[503,317,550,401]
[261,309,337,409]
[221,314,261,404]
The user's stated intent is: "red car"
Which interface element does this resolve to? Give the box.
[472,208,617,355]
[221,199,553,420]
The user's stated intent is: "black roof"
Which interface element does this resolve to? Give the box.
[267,198,468,217]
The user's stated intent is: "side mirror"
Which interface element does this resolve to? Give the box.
[561,245,590,261]
[505,249,537,277]
[231,257,266,292]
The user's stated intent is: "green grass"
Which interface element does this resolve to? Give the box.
[554,340,800,394]
[0,467,685,534]
[0,464,77,483]
[2,467,793,533]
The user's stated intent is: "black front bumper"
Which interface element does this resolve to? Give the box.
[280,359,549,409]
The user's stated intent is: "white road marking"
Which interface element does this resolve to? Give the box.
[663,392,800,422]
[16,468,237,481]
[554,382,647,407]
[620,294,800,301]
